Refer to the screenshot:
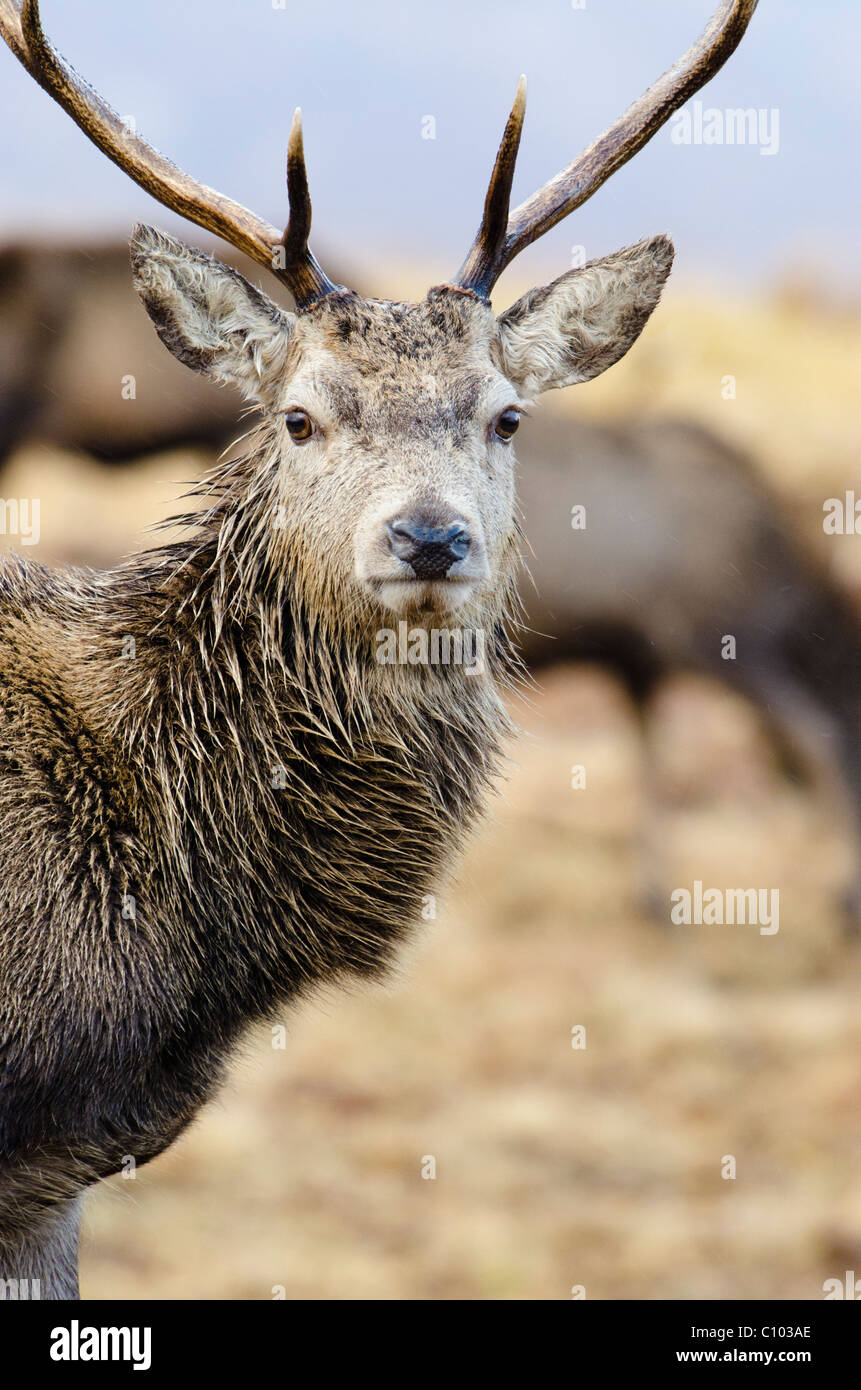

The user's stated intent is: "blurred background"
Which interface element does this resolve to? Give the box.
[2,0,861,1299]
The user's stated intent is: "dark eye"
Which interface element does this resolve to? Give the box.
[495,409,520,441]
[285,409,315,442]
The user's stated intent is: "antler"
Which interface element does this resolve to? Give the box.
[278,109,339,306]
[0,0,340,308]
[454,0,759,300]
[0,0,758,308]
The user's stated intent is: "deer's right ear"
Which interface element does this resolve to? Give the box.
[130,225,294,399]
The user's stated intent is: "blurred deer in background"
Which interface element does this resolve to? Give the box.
[0,242,245,465]
[0,0,756,1298]
[516,413,861,925]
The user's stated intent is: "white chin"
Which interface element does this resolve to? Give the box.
[374,579,474,616]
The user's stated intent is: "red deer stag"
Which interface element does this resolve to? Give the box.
[5,250,857,927]
[0,0,757,1298]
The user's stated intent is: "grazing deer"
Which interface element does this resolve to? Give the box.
[517,413,861,924]
[0,0,757,1298]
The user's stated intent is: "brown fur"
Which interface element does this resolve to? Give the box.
[0,224,672,1297]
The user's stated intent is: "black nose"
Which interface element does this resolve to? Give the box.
[386,518,471,580]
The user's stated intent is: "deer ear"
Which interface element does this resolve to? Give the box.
[130,225,294,399]
[493,235,673,395]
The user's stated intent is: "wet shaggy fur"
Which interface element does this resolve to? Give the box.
[0,456,516,1294]
[0,224,672,1297]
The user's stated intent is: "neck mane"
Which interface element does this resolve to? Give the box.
[67,458,521,1015]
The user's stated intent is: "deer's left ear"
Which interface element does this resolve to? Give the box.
[493,235,673,395]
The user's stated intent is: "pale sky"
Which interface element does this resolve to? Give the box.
[1,0,857,300]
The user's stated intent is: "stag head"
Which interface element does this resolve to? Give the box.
[0,0,757,625]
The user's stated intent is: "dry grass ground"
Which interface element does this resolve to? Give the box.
[4,282,861,1299]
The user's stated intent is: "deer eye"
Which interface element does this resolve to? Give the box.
[285,409,315,442]
[494,409,520,441]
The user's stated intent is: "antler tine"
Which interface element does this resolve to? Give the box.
[0,0,24,60]
[453,76,526,302]
[453,0,758,299]
[280,109,341,309]
[0,0,340,307]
